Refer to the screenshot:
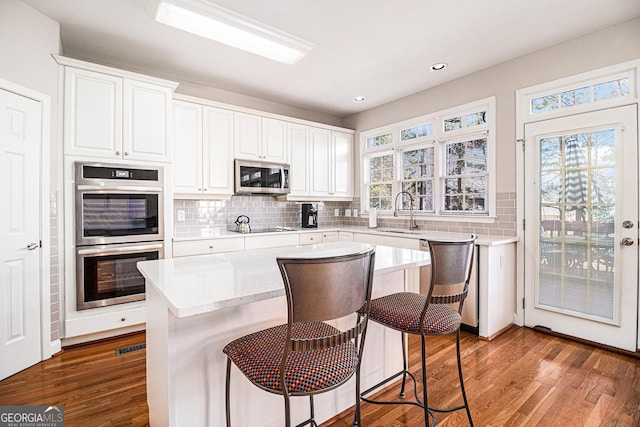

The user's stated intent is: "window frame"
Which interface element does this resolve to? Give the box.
[360,97,496,221]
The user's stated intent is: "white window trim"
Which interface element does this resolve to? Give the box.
[360,96,496,222]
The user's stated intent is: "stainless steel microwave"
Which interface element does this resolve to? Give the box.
[234,159,290,195]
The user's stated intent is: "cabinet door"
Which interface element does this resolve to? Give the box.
[288,123,309,196]
[123,79,173,162]
[64,67,122,158]
[332,132,353,197]
[262,118,287,163]
[234,112,262,160]
[203,106,234,195]
[322,232,338,242]
[173,101,202,194]
[309,127,332,196]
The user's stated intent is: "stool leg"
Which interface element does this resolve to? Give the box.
[399,332,408,398]
[456,330,473,426]
[309,395,315,425]
[420,334,432,427]
[225,358,232,427]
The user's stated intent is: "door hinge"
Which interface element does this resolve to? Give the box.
[522,298,525,309]
[517,138,525,151]
[523,218,526,230]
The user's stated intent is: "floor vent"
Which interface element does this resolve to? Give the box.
[115,343,146,356]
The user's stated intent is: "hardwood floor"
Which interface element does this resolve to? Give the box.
[1,326,639,426]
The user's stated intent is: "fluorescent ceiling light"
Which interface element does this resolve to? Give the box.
[154,0,314,64]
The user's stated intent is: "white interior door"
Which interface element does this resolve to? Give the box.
[0,88,42,380]
[524,105,638,351]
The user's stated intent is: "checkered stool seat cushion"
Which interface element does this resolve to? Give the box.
[368,292,461,335]
[223,322,359,395]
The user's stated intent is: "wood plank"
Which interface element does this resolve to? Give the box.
[1,327,639,426]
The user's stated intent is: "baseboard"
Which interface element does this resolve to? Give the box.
[50,339,62,357]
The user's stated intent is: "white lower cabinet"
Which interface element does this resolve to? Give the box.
[322,231,338,242]
[338,231,354,241]
[353,232,420,250]
[244,233,300,250]
[173,237,245,257]
[299,232,324,245]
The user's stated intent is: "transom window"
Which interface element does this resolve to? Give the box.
[361,98,495,218]
[530,77,630,115]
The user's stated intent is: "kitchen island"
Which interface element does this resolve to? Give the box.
[138,242,430,427]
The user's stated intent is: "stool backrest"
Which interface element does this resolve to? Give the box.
[277,247,376,324]
[425,235,477,313]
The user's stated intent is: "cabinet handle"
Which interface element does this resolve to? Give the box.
[124,152,129,156]
[121,318,126,322]
[115,151,121,156]
[204,188,207,191]
[209,245,214,249]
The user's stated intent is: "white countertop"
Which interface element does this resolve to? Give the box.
[138,241,430,318]
[173,225,518,246]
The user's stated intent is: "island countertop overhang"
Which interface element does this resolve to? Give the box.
[137,242,430,318]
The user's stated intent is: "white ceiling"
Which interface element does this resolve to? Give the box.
[22,0,640,117]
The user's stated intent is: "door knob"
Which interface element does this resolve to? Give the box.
[621,237,635,246]
[26,242,39,250]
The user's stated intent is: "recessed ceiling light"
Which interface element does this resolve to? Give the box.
[430,62,447,71]
[354,96,366,102]
[153,0,314,64]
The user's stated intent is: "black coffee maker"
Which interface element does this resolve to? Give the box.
[301,203,318,228]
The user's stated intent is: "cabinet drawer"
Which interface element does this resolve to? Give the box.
[173,238,245,257]
[244,234,300,249]
[300,232,324,245]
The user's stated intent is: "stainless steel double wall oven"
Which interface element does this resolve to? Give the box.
[75,162,164,310]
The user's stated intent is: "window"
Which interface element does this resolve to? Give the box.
[443,137,488,213]
[530,77,630,115]
[361,97,495,219]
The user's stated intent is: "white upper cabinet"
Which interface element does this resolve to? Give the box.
[234,113,287,163]
[309,127,332,196]
[173,100,203,194]
[62,61,177,162]
[64,67,122,159]
[202,106,234,194]
[332,131,353,197]
[123,79,173,161]
[308,128,353,198]
[287,123,309,196]
[173,100,234,197]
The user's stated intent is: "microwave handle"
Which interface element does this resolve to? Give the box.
[77,185,163,192]
[77,243,164,255]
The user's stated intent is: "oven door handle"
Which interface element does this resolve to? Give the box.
[77,243,164,255]
[77,185,163,192]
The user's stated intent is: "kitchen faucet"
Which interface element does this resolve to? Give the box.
[394,191,419,230]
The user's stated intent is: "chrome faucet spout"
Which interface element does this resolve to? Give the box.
[394,191,419,230]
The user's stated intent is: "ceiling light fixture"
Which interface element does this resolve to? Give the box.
[354,96,366,102]
[153,0,314,64]
[430,62,447,71]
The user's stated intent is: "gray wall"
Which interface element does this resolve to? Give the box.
[0,0,61,340]
[342,17,640,196]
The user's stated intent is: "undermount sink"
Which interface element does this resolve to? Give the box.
[374,228,423,235]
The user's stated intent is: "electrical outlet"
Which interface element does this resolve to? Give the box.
[353,209,358,217]
[177,210,185,221]
[345,209,351,217]
[334,208,340,217]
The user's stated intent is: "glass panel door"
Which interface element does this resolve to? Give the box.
[524,105,638,351]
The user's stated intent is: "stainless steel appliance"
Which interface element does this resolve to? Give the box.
[75,162,164,310]
[234,159,290,195]
[234,215,251,233]
[301,203,318,228]
[76,242,163,310]
[75,162,164,245]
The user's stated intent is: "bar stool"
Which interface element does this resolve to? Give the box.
[360,235,477,427]
[223,247,376,427]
